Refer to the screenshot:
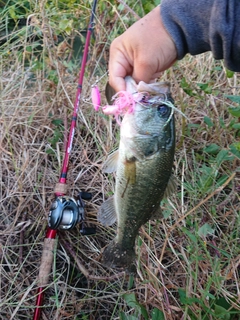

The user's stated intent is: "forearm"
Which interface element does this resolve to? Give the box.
[161,0,240,71]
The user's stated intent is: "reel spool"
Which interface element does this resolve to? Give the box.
[48,192,95,234]
[48,196,82,230]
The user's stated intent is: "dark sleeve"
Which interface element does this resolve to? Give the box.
[160,0,240,72]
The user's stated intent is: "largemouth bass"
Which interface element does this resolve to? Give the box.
[98,76,175,272]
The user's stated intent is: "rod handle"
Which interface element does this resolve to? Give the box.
[38,238,56,287]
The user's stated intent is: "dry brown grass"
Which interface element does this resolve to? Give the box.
[0,2,240,319]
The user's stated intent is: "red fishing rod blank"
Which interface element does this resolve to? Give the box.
[33,0,98,318]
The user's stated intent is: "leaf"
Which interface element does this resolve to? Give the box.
[207,243,231,258]
[204,116,214,127]
[119,312,138,320]
[123,293,149,320]
[198,223,214,238]
[215,297,231,310]
[117,3,125,11]
[123,293,140,310]
[214,305,231,320]
[225,95,240,104]
[228,107,240,117]
[232,123,240,130]
[225,69,235,78]
[182,228,198,244]
[204,144,221,154]
[219,117,226,129]
[127,275,135,290]
[143,2,155,13]
[178,289,200,305]
[46,148,54,155]
[180,77,195,96]
[229,143,240,159]
[197,82,212,94]
[8,6,18,21]
[52,119,63,127]
[140,305,149,320]
[197,83,208,91]
[151,308,164,320]
[59,19,73,32]
[216,149,230,166]
[48,129,63,148]
[216,175,229,188]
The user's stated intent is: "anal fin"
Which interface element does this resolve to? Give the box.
[97,196,117,226]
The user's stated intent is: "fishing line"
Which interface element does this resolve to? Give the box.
[160,99,189,121]
[136,93,189,121]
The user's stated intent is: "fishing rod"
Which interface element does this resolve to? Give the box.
[33,0,98,318]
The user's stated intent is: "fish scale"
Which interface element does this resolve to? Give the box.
[98,76,176,273]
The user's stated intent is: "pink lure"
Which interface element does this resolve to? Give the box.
[103,91,136,125]
[92,86,145,125]
[91,85,101,111]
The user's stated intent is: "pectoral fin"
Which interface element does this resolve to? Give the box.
[97,196,117,226]
[163,175,177,198]
[102,150,119,173]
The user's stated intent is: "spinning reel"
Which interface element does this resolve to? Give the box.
[48,192,96,235]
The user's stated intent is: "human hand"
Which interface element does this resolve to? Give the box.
[108,6,177,92]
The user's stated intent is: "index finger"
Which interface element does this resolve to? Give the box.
[108,39,133,92]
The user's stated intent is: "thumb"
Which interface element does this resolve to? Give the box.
[132,62,161,84]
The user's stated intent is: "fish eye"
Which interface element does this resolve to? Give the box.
[157,104,169,116]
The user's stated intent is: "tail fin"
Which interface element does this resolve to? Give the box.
[102,240,136,273]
